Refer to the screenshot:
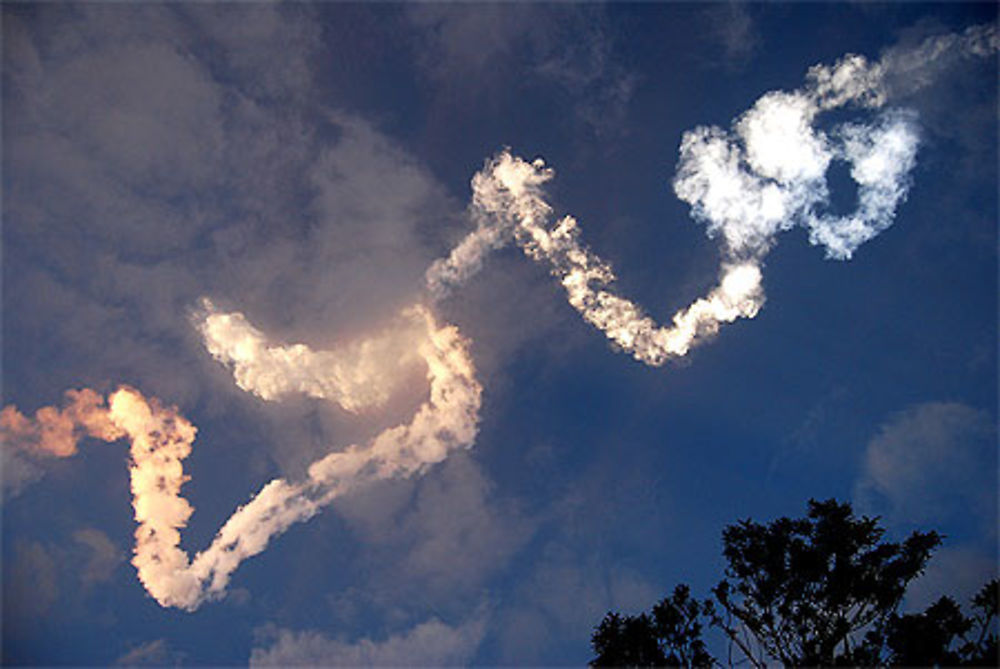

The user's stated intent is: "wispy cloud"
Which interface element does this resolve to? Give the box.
[337,453,534,601]
[699,2,760,69]
[114,638,177,667]
[854,401,996,534]
[74,528,125,591]
[407,4,636,137]
[854,401,997,610]
[250,613,487,666]
[3,4,452,413]
[496,545,660,663]
[3,541,59,624]
[904,546,998,612]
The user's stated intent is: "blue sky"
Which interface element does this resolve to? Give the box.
[2,3,996,665]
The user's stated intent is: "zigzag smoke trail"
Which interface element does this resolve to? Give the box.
[426,24,996,365]
[0,24,994,611]
[2,305,481,610]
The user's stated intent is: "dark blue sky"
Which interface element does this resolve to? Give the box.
[2,3,996,665]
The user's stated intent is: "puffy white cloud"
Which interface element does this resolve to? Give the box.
[675,97,919,261]
[854,401,997,611]
[338,453,534,601]
[854,401,996,532]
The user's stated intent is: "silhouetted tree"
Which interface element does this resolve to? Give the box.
[857,578,999,666]
[592,612,666,667]
[590,499,996,667]
[651,585,715,666]
[710,499,940,666]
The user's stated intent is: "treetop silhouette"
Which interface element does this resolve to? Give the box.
[591,499,997,667]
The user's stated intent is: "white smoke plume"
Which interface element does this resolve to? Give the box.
[425,111,915,364]
[426,24,996,364]
[674,100,919,262]
[2,304,481,611]
[108,388,202,608]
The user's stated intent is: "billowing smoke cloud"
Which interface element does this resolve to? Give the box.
[674,101,918,262]
[425,112,914,363]
[426,24,995,365]
[2,304,481,611]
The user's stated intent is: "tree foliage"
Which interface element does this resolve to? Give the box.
[652,585,715,666]
[592,612,667,667]
[873,578,999,666]
[593,586,714,667]
[589,499,997,667]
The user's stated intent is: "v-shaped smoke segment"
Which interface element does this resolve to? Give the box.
[2,306,482,611]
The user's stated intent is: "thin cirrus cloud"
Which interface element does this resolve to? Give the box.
[250,613,488,667]
[407,4,636,137]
